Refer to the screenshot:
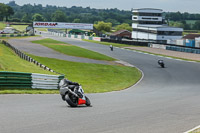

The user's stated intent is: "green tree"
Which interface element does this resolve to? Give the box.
[5,5,14,21]
[105,18,119,26]
[193,21,200,30]
[73,18,80,23]
[0,3,6,21]
[0,3,14,21]
[51,10,67,22]
[21,13,31,22]
[170,21,184,28]
[115,23,132,32]
[94,21,112,32]
[11,18,21,22]
[32,13,45,21]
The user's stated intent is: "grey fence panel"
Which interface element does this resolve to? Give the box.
[0,71,64,89]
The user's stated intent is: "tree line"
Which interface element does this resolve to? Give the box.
[165,12,200,30]
[6,1,132,26]
[0,3,14,21]
[1,1,200,31]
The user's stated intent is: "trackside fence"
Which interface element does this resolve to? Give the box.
[0,33,33,37]
[48,30,101,42]
[1,40,63,75]
[0,71,64,89]
[0,40,65,89]
[149,43,200,54]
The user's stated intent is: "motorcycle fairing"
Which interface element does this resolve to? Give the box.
[78,98,86,105]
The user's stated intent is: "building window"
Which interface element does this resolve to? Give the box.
[152,18,158,20]
[133,28,157,34]
[157,31,182,36]
[142,17,152,19]
[133,20,163,25]
[133,12,162,16]
[133,28,182,36]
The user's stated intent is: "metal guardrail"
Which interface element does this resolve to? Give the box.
[101,38,149,46]
[0,34,33,37]
[0,71,64,89]
[1,40,63,75]
[0,40,65,89]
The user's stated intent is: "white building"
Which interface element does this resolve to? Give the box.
[195,37,200,48]
[132,8,183,43]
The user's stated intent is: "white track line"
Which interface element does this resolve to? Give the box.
[184,125,200,133]
[119,47,199,63]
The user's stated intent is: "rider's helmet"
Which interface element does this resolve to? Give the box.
[158,60,163,64]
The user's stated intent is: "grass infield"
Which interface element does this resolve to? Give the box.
[27,54,142,93]
[31,38,116,61]
[0,43,53,74]
[0,39,142,94]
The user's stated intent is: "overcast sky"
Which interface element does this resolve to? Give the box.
[1,0,200,13]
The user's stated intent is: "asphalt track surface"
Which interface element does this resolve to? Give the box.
[1,33,200,133]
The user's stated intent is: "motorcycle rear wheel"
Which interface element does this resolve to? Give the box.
[65,94,78,107]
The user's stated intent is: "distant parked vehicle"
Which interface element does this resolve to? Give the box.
[0,30,5,34]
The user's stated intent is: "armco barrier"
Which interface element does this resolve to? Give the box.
[1,40,63,75]
[48,30,101,42]
[0,71,64,89]
[0,33,33,37]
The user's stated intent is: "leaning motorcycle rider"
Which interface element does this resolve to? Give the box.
[64,78,79,91]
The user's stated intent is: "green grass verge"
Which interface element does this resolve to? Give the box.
[0,43,55,74]
[0,39,142,94]
[35,28,48,31]
[0,89,59,94]
[26,54,142,93]
[186,20,196,25]
[31,38,116,61]
[82,39,144,48]
[0,22,6,30]
[189,129,200,133]
[84,39,200,62]
[10,25,28,32]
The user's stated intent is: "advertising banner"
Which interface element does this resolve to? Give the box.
[33,22,93,30]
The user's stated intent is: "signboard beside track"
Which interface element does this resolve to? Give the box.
[33,22,93,30]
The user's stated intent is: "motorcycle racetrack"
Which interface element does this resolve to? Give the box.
[1,32,200,133]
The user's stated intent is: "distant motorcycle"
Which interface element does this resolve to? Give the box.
[110,45,113,51]
[59,79,91,107]
[158,60,165,68]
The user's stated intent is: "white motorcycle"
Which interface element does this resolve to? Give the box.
[59,79,91,107]
[158,60,165,68]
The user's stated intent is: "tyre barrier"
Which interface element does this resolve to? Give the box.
[0,71,64,89]
[166,46,200,54]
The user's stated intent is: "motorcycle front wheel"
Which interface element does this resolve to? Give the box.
[65,94,78,107]
[85,96,91,106]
